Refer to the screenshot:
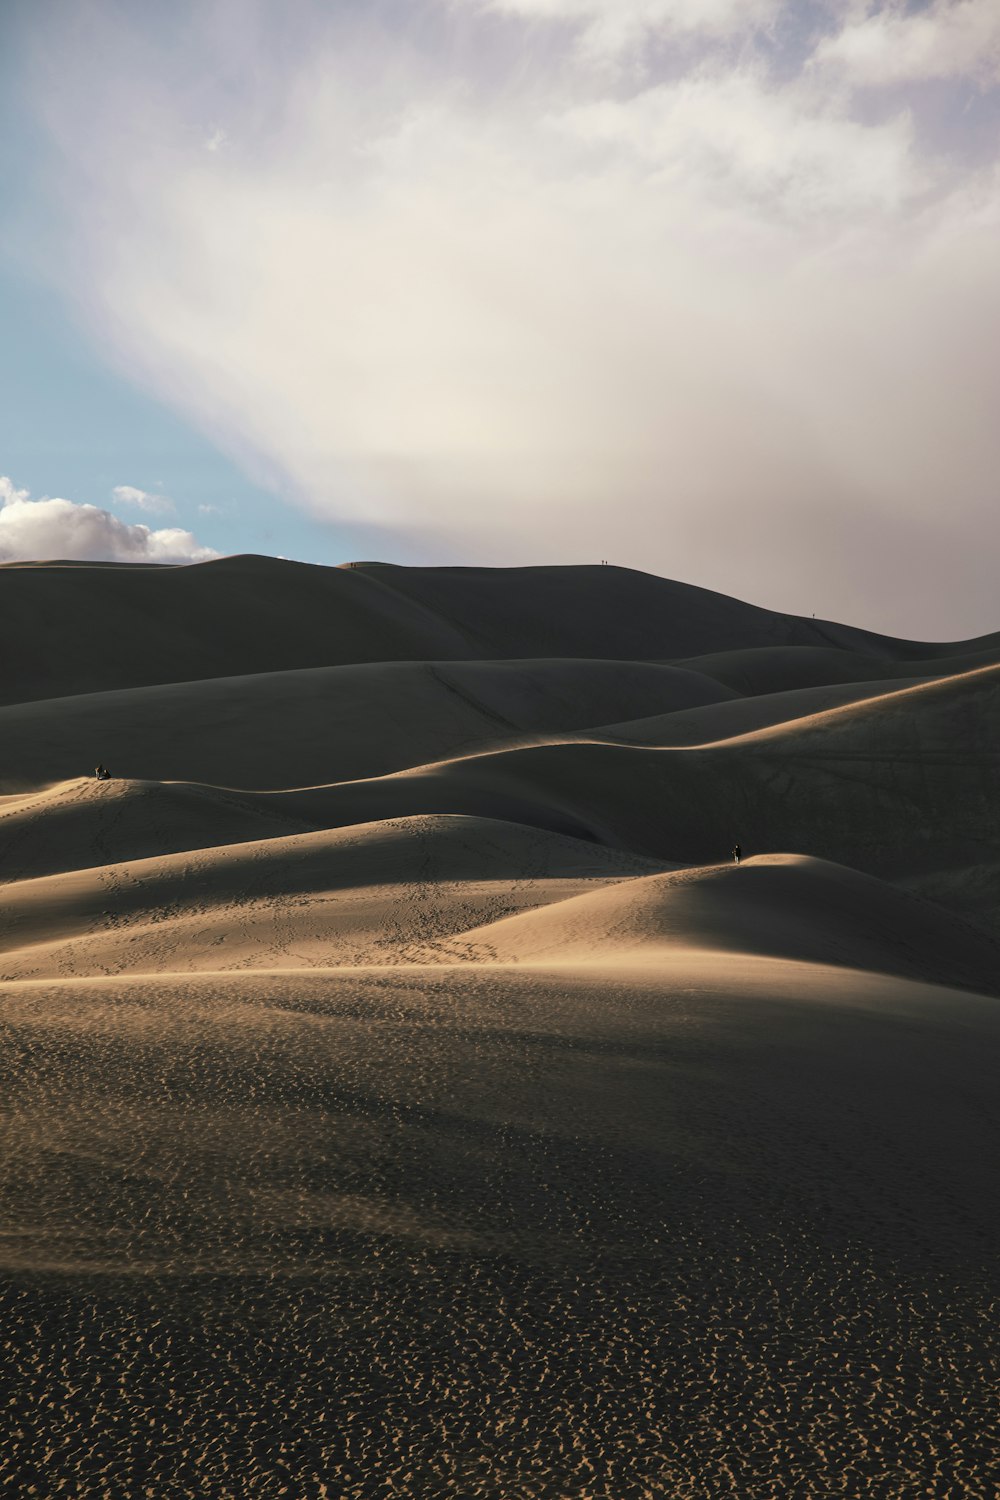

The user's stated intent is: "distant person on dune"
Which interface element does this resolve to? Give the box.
[732,843,742,864]
[94,764,110,781]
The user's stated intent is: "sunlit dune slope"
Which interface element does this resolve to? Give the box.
[0,815,665,979]
[3,819,993,993]
[449,853,1000,993]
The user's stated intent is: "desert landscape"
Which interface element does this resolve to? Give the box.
[3,554,1000,1498]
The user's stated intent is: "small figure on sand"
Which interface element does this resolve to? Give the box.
[94,764,111,781]
[732,842,742,864]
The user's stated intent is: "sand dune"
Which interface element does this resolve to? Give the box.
[5,816,995,990]
[12,661,994,885]
[671,639,1000,696]
[591,672,926,744]
[900,859,1000,930]
[6,821,992,991]
[318,660,1000,880]
[0,555,473,705]
[0,775,315,882]
[7,553,1000,707]
[0,815,662,978]
[449,852,1000,991]
[2,558,999,1498]
[0,656,732,792]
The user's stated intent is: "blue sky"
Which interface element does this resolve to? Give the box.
[2,1,1000,635]
[0,263,329,559]
[0,3,416,567]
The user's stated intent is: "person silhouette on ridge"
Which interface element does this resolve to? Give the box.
[95,764,110,781]
[732,843,742,865]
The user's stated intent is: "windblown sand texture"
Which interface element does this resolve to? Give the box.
[3,556,1000,1498]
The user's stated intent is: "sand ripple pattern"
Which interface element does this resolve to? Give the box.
[3,964,1000,1497]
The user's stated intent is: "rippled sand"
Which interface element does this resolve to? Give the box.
[4,960,1000,1496]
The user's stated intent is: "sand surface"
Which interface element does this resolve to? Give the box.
[3,557,1000,1497]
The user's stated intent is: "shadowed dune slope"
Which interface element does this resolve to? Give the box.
[900,860,1000,931]
[5,662,996,890]
[0,658,733,793]
[344,563,893,661]
[592,674,924,744]
[4,555,999,707]
[0,556,472,706]
[0,777,316,883]
[672,641,1000,696]
[300,662,999,880]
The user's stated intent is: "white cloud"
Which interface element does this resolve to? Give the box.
[111,483,175,513]
[16,1,1000,633]
[814,0,1000,86]
[0,478,218,564]
[0,477,29,507]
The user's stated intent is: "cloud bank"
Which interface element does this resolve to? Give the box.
[0,478,218,564]
[17,0,1000,634]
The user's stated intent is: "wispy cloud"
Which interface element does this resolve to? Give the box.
[196,500,237,516]
[0,477,218,564]
[111,483,175,514]
[813,0,1000,87]
[550,70,924,214]
[468,0,783,62]
[16,0,1000,632]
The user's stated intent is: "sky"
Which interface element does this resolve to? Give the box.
[2,0,999,637]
